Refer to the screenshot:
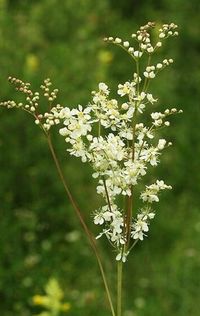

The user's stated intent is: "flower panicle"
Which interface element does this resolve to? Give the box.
[0,22,182,263]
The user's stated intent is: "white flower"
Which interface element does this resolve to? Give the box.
[114,37,122,44]
[131,219,149,240]
[119,127,133,140]
[156,180,172,190]
[128,47,134,53]
[133,51,143,58]
[144,71,155,79]
[159,32,165,38]
[123,41,129,48]
[147,46,154,53]
[140,180,172,203]
[116,251,129,262]
[147,93,157,104]
[140,147,160,166]
[94,213,104,225]
[117,82,136,97]
[121,102,129,110]
[99,82,109,95]
[137,103,145,113]
[157,139,166,150]
[156,63,163,69]
[59,107,72,119]
[103,211,113,221]
[67,138,88,162]
[156,42,162,48]
[151,112,162,120]
[59,127,68,136]
[144,66,156,79]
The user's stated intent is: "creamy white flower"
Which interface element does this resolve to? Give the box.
[157,139,166,150]
[59,127,68,136]
[94,213,104,225]
[133,51,143,58]
[116,251,129,262]
[123,41,130,48]
[151,112,163,120]
[119,127,133,140]
[147,93,157,104]
[99,82,109,95]
[131,219,149,240]
[59,107,72,119]
[144,71,155,79]
[117,82,136,97]
[140,180,172,203]
[156,63,163,69]
[114,37,122,44]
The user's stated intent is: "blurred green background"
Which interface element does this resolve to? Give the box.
[0,0,200,315]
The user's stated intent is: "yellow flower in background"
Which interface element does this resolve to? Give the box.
[98,50,113,64]
[60,302,71,312]
[25,54,39,73]
[45,278,64,301]
[32,278,71,315]
[32,294,50,308]
[32,295,46,306]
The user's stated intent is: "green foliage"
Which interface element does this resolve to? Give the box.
[0,0,199,315]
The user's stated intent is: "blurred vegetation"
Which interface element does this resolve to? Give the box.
[0,0,199,315]
[32,278,71,316]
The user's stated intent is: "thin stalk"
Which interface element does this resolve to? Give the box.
[125,46,141,242]
[126,188,133,247]
[142,54,151,92]
[136,60,140,92]
[125,107,137,248]
[102,177,112,213]
[98,119,101,136]
[128,239,138,253]
[46,134,116,316]
[117,260,123,316]
[137,125,154,158]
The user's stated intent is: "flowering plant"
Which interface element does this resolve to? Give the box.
[32,278,71,316]
[1,22,182,316]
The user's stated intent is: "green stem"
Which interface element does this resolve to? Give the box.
[126,107,137,247]
[102,177,112,213]
[98,119,101,136]
[117,260,123,316]
[136,60,140,93]
[46,134,116,316]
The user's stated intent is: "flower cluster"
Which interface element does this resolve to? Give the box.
[0,77,64,132]
[104,22,178,60]
[58,23,181,261]
[0,22,181,262]
[131,208,155,241]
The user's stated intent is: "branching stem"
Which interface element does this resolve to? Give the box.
[46,134,116,316]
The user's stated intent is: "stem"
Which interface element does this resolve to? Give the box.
[142,54,151,92]
[126,188,132,247]
[98,119,101,136]
[117,261,123,316]
[102,177,112,213]
[126,107,137,247]
[46,134,116,316]
[125,48,141,246]
[136,60,140,93]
